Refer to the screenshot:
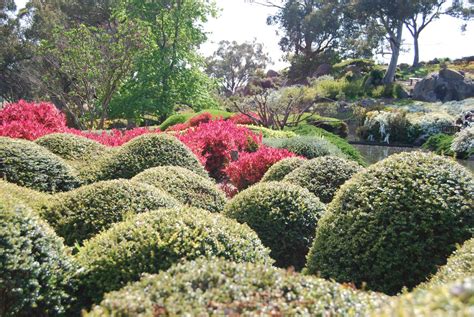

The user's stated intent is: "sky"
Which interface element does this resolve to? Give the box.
[15,0,474,70]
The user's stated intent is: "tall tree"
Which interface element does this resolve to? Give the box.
[206,40,270,96]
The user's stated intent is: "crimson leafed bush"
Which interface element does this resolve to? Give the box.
[228,112,260,125]
[188,112,213,127]
[179,120,262,179]
[0,100,67,140]
[225,146,297,190]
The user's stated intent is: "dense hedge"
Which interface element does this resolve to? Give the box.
[264,136,345,159]
[417,238,474,290]
[284,156,362,203]
[83,133,208,182]
[244,125,297,138]
[86,258,389,316]
[0,137,81,192]
[74,207,272,306]
[224,181,326,270]
[372,277,474,316]
[132,166,226,212]
[0,179,51,211]
[0,198,77,316]
[305,152,474,295]
[261,157,307,182]
[35,133,107,160]
[43,180,179,246]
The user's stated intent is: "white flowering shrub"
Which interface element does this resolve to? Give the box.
[407,112,455,140]
[451,126,474,157]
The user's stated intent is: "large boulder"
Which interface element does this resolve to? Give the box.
[413,69,474,102]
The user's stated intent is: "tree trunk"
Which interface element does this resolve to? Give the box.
[383,22,403,84]
[412,34,420,68]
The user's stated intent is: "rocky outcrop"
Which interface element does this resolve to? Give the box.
[413,69,474,102]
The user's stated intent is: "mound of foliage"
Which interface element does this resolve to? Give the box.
[417,238,474,290]
[86,258,388,316]
[74,207,272,306]
[224,181,326,270]
[264,136,344,159]
[35,133,107,160]
[422,133,456,156]
[42,180,179,246]
[244,125,297,138]
[84,133,208,182]
[451,126,473,158]
[0,137,81,192]
[179,120,261,179]
[0,198,78,316]
[160,109,233,131]
[132,166,226,212]
[305,152,474,295]
[372,277,474,316]
[225,146,297,190]
[261,157,307,182]
[0,180,51,211]
[284,156,362,203]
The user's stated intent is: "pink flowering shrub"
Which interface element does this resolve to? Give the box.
[179,120,262,179]
[229,112,260,125]
[0,100,67,140]
[225,146,297,190]
[188,112,214,127]
[165,123,190,132]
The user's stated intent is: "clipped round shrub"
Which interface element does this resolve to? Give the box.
[85,133,208,182]
[132,166,226,212]
[305,152,474,295]
[43,180,180,246]
[372,277,474,316]
[418,238,474,290]
[264,136,344,159]
[0,198,77,316]
[35,133,107,161]
[261,157,307,182]
[75,207,272,305]
[0,137,81,192]
[86,258,389,316]
[284,156,363,203]
[224,181,326,270]
[0,179,51,211]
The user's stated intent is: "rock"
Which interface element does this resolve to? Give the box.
[313,63,332,77]
[266,70,279,78]
[413,70,474,102]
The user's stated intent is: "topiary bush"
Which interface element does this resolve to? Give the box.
[371,277,474,316]
[86,258,389,316]
[305,152,474,295]
[132,166,226,212]
[74,207,272,306]
[84,133,208,182]
[417,238,474,290]
[264,136,345,160]
[0,137,81,192]
[43,180,180,246]
[0,198,78,316]
[0,180,51,212]
[224,181,326,270]
[244,125,297,138]
[35,133,107,161]
[261,157,307,182]
[283,156,363,203]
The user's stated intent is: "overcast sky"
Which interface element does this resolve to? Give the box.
[15,0,474,70]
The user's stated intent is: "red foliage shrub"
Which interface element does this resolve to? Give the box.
[179,120,262,179]
[165,123,189,132]
[218,181,239,199]
[229,112,260,125]
[188,112,214,127]
[0,100,67,140]
[225,146,297,190]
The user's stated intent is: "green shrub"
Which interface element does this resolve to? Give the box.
[224,181,326,270]
[284,156,363,203]
[372,277,474,316]
[244,125,297,138]
[159,109,234,131]
[159,114,188,131]
[289,123,367,165]
[0,179,51,211]
[132,166,226,213]
[0,198,78,316]
[86,258,389,316]
[35,133,107,161]
[305,152,474,295]
[0,137,81,192]
[261,157,306,182]
[83,133,208,182]
[417,238,474,290]
[422,133,455,157]
[75,207,272,305]
[264,136,345,160]
[43,180,179,246]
